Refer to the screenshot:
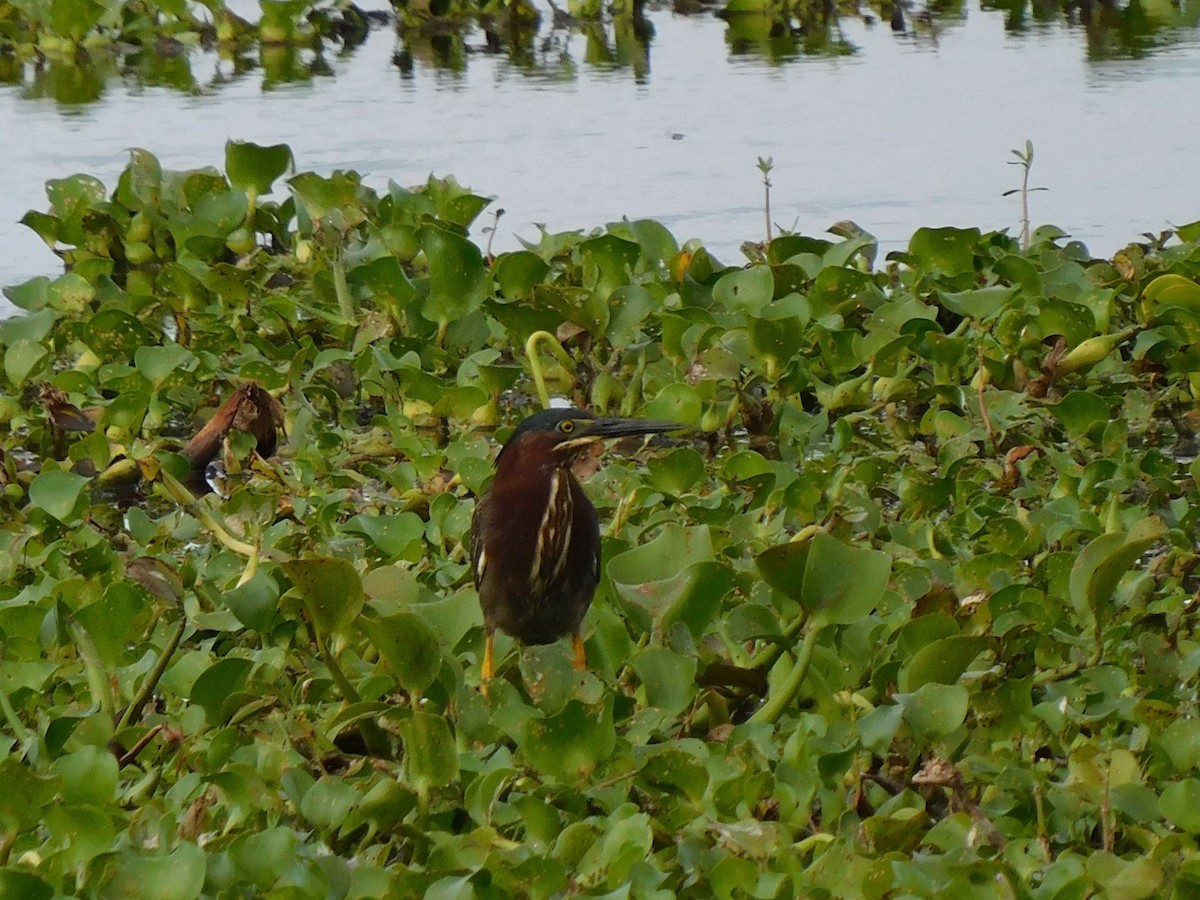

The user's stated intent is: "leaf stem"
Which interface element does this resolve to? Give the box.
[749,622,821,726]
[118,614,187,731]
[313,629,392,759]
[750,611,807,672]
[524,330,574,410]
[332,252,354,321]
[69,618,114,719]
[159,469,271,560]
[0,641,34,756]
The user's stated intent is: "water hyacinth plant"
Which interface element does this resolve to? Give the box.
[1,141,1200,895]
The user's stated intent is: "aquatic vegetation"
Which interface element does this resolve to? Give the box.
[2,142,1200,895]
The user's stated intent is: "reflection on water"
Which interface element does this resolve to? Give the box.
[2,0,1199,308]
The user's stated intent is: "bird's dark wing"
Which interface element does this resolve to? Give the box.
[469,494,487,590]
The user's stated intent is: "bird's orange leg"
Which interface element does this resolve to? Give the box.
[571,632,587,672]
[481,629,495,696]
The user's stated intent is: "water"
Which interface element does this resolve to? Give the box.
[2,0,1199,317]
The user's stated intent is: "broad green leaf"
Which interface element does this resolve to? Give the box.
[1161,780,1200,834]
[1085,852,1163,900]
[630,647,696,716]
[936,286,1015,321]
[289,170,364,221]
[646,447,706,497]
[0,308,57,346]
[344,513,425,560]
[49,0,106,40]
[899,683,969,742]
[46,273,96,315]
[518,697,616,781]
[53,745,119,807]
[898,636,986,692]
[1143,273,1200,309]
[1068,516,1165,624]
[362,612,441,693]
[225,140,293,195]
[420,226,487,323]
[400,712,459,789]
[300,777,359,829]
[492,251,550,301]
[607,524,713,585]
[580,234,639,299]
[1160,719,1200,774]
[223,572,280,632]
[755,539,811,603]
[909,227,980,278]
[101,844,206,900]
[643,383,702,425]
[713,265,773,314]
[0,871,54,900]
[4,339,48,388]
[1051,391,1112,441]
[284,557,365,636]
[28,468,91,523]
[190,658,254,724]
[800,532,892,628]
[134,343,196,388]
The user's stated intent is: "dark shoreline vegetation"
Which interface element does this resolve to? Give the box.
[2,0,1199,105]
[2,142,1200,895]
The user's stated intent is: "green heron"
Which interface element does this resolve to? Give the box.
[470,407,680,691]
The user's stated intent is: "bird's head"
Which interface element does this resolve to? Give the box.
[496,407,681,470]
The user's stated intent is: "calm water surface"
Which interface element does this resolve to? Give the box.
[2,0,1199,316]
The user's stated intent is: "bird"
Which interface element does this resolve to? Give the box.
[470,407,681,692]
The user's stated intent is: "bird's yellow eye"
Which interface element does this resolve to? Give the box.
[558,420,575,434]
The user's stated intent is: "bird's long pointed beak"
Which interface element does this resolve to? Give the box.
[581,417,683,441]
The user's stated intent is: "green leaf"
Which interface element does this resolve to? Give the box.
[134,343,197,388]
[0,308,57,346]
[28,468,91,523]
[643,383,702,425]
[400,712,459,789]
[607,524,713,585]
[755,540,811,603]
[300,777,359,829]
[1161,780,1200,833]
[518,697,616,781]
[344,513,425,560]
[48,0,106,41]
[908,227,980,278]
[713,265,773,314]
[284,557,365,636]
[0,871,54,900]
[580,234,638,299]
[1085,852,1163,900]
[225,140,294,196]
[289,171,363,220]
[52,745,118,807]
[420,226,487,324]
[936,286,1015,321]
[1068,516,1165,625]
[362,612,441,693]
[223,572,280,632]
[4,339,48,388]
[898,636,985,692]
[190,658,254,724]
[799,532,892,628]
[899,683,969,742]
[646,447,706,496]
[101,844,207,900]
[492,251,550,301]
[1051,391,1112,442]
[630,647,697,716]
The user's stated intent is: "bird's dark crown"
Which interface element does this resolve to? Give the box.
[507,407,594,441]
